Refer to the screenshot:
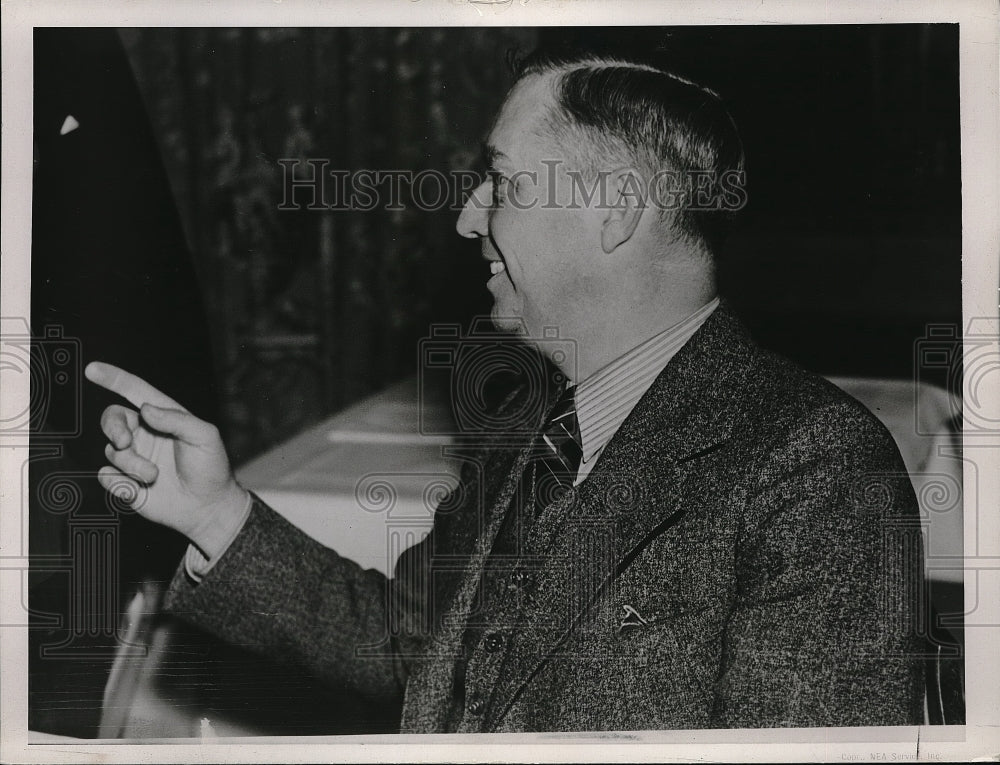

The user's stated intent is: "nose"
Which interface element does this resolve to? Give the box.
[456,178,491,239]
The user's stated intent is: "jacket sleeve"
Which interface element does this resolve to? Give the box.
[163,492,429,708]
[711,401,926,728]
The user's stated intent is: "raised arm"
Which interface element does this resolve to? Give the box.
[86,361,419,708]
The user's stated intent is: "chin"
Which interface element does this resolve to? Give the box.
[488,295,528,335]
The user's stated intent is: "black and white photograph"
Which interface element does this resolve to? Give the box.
[1,1,997,762]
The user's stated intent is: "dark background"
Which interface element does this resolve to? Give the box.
[115,24,961,465]
[546,26,961,383]
[29,25,961,737]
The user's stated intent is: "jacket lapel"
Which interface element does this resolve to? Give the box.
[486,301,758,727]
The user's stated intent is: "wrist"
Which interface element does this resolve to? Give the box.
[189,484,252,561]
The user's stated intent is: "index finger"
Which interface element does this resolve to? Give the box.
[85,361,186,411]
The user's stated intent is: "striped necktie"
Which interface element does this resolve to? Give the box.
[529,384,583,511]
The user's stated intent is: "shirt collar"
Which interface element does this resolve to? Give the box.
[573,297,720,465]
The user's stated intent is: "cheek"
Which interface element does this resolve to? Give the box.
[494,207,581,286]
[490,213,532,272]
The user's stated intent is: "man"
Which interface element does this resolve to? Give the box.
[86,49,925,731]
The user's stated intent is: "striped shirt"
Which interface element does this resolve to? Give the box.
[572,297,720,485]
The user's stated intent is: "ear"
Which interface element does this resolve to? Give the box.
[601,168,647,254]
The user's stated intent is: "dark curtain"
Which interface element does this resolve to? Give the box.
[121,28,537,465]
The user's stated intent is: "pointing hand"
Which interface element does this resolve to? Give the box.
[85,361,249,559]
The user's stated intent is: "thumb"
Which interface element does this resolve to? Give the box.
[141,404,219,446]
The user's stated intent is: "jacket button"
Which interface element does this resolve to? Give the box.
[468,693,486,715]
[483,633,504,653]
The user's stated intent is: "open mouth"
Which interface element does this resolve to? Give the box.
[489,261,506,276]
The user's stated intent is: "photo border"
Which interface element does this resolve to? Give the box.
[2,0,997,762]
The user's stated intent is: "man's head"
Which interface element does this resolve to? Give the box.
[514,49,746,253]
[456,49,744,377]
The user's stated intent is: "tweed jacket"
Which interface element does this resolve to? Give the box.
[165,302,925,731]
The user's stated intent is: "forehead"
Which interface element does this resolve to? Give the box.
[487,73,559,163]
